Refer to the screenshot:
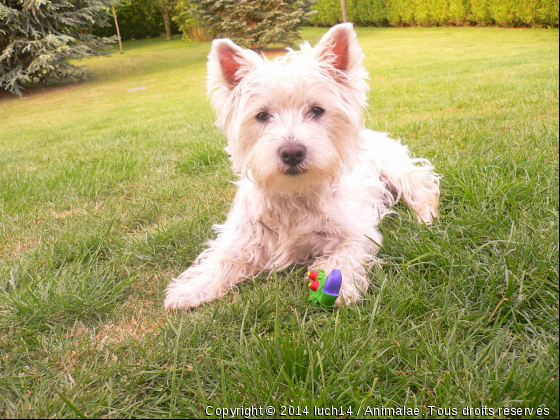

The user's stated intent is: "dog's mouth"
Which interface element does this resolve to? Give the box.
[283,167,308,177]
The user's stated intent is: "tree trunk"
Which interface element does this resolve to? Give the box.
[161,8,172,40]
[341,0,347,23]
[112,5,123,53]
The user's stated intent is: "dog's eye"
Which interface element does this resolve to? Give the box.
[256,111,270,122]
[311,107,325,118]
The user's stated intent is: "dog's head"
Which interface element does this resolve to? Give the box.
[207,23,369,195]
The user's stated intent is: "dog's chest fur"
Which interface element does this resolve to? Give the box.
[235,170,384,270]
[239,182,336,265]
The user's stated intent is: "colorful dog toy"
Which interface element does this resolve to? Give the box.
[307,269,342,308]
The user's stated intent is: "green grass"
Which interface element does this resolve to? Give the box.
[0,27,558,418]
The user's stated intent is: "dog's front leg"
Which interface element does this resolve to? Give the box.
[165,212,269,310]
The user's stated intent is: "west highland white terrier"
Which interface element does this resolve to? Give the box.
[165,23,440,310]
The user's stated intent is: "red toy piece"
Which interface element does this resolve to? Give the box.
[308,271,319,281]
[309,280,320,291]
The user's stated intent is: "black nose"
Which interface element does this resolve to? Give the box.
[278,144,306,167]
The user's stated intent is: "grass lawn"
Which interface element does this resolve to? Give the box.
[0,27,558,418]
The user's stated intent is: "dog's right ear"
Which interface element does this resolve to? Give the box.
[208,39,258,91]
[314,23,365,84]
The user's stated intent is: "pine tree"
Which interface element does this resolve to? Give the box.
[0,0,117,96]
[189,0,316,50]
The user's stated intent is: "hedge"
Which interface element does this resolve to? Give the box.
[308,0,559,27]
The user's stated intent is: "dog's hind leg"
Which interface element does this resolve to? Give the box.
[362,131,441,225]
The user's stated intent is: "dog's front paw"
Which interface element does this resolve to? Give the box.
[164,268,222,310]
[164,282,211,310]
[336,279,365,306]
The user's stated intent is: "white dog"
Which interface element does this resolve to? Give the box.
[165,23,440,310]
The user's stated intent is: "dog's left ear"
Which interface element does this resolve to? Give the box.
[314,23,364,81]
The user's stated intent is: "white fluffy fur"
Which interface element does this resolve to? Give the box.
[165,24,440,310]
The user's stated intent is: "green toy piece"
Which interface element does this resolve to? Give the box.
[307,269,342,308]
